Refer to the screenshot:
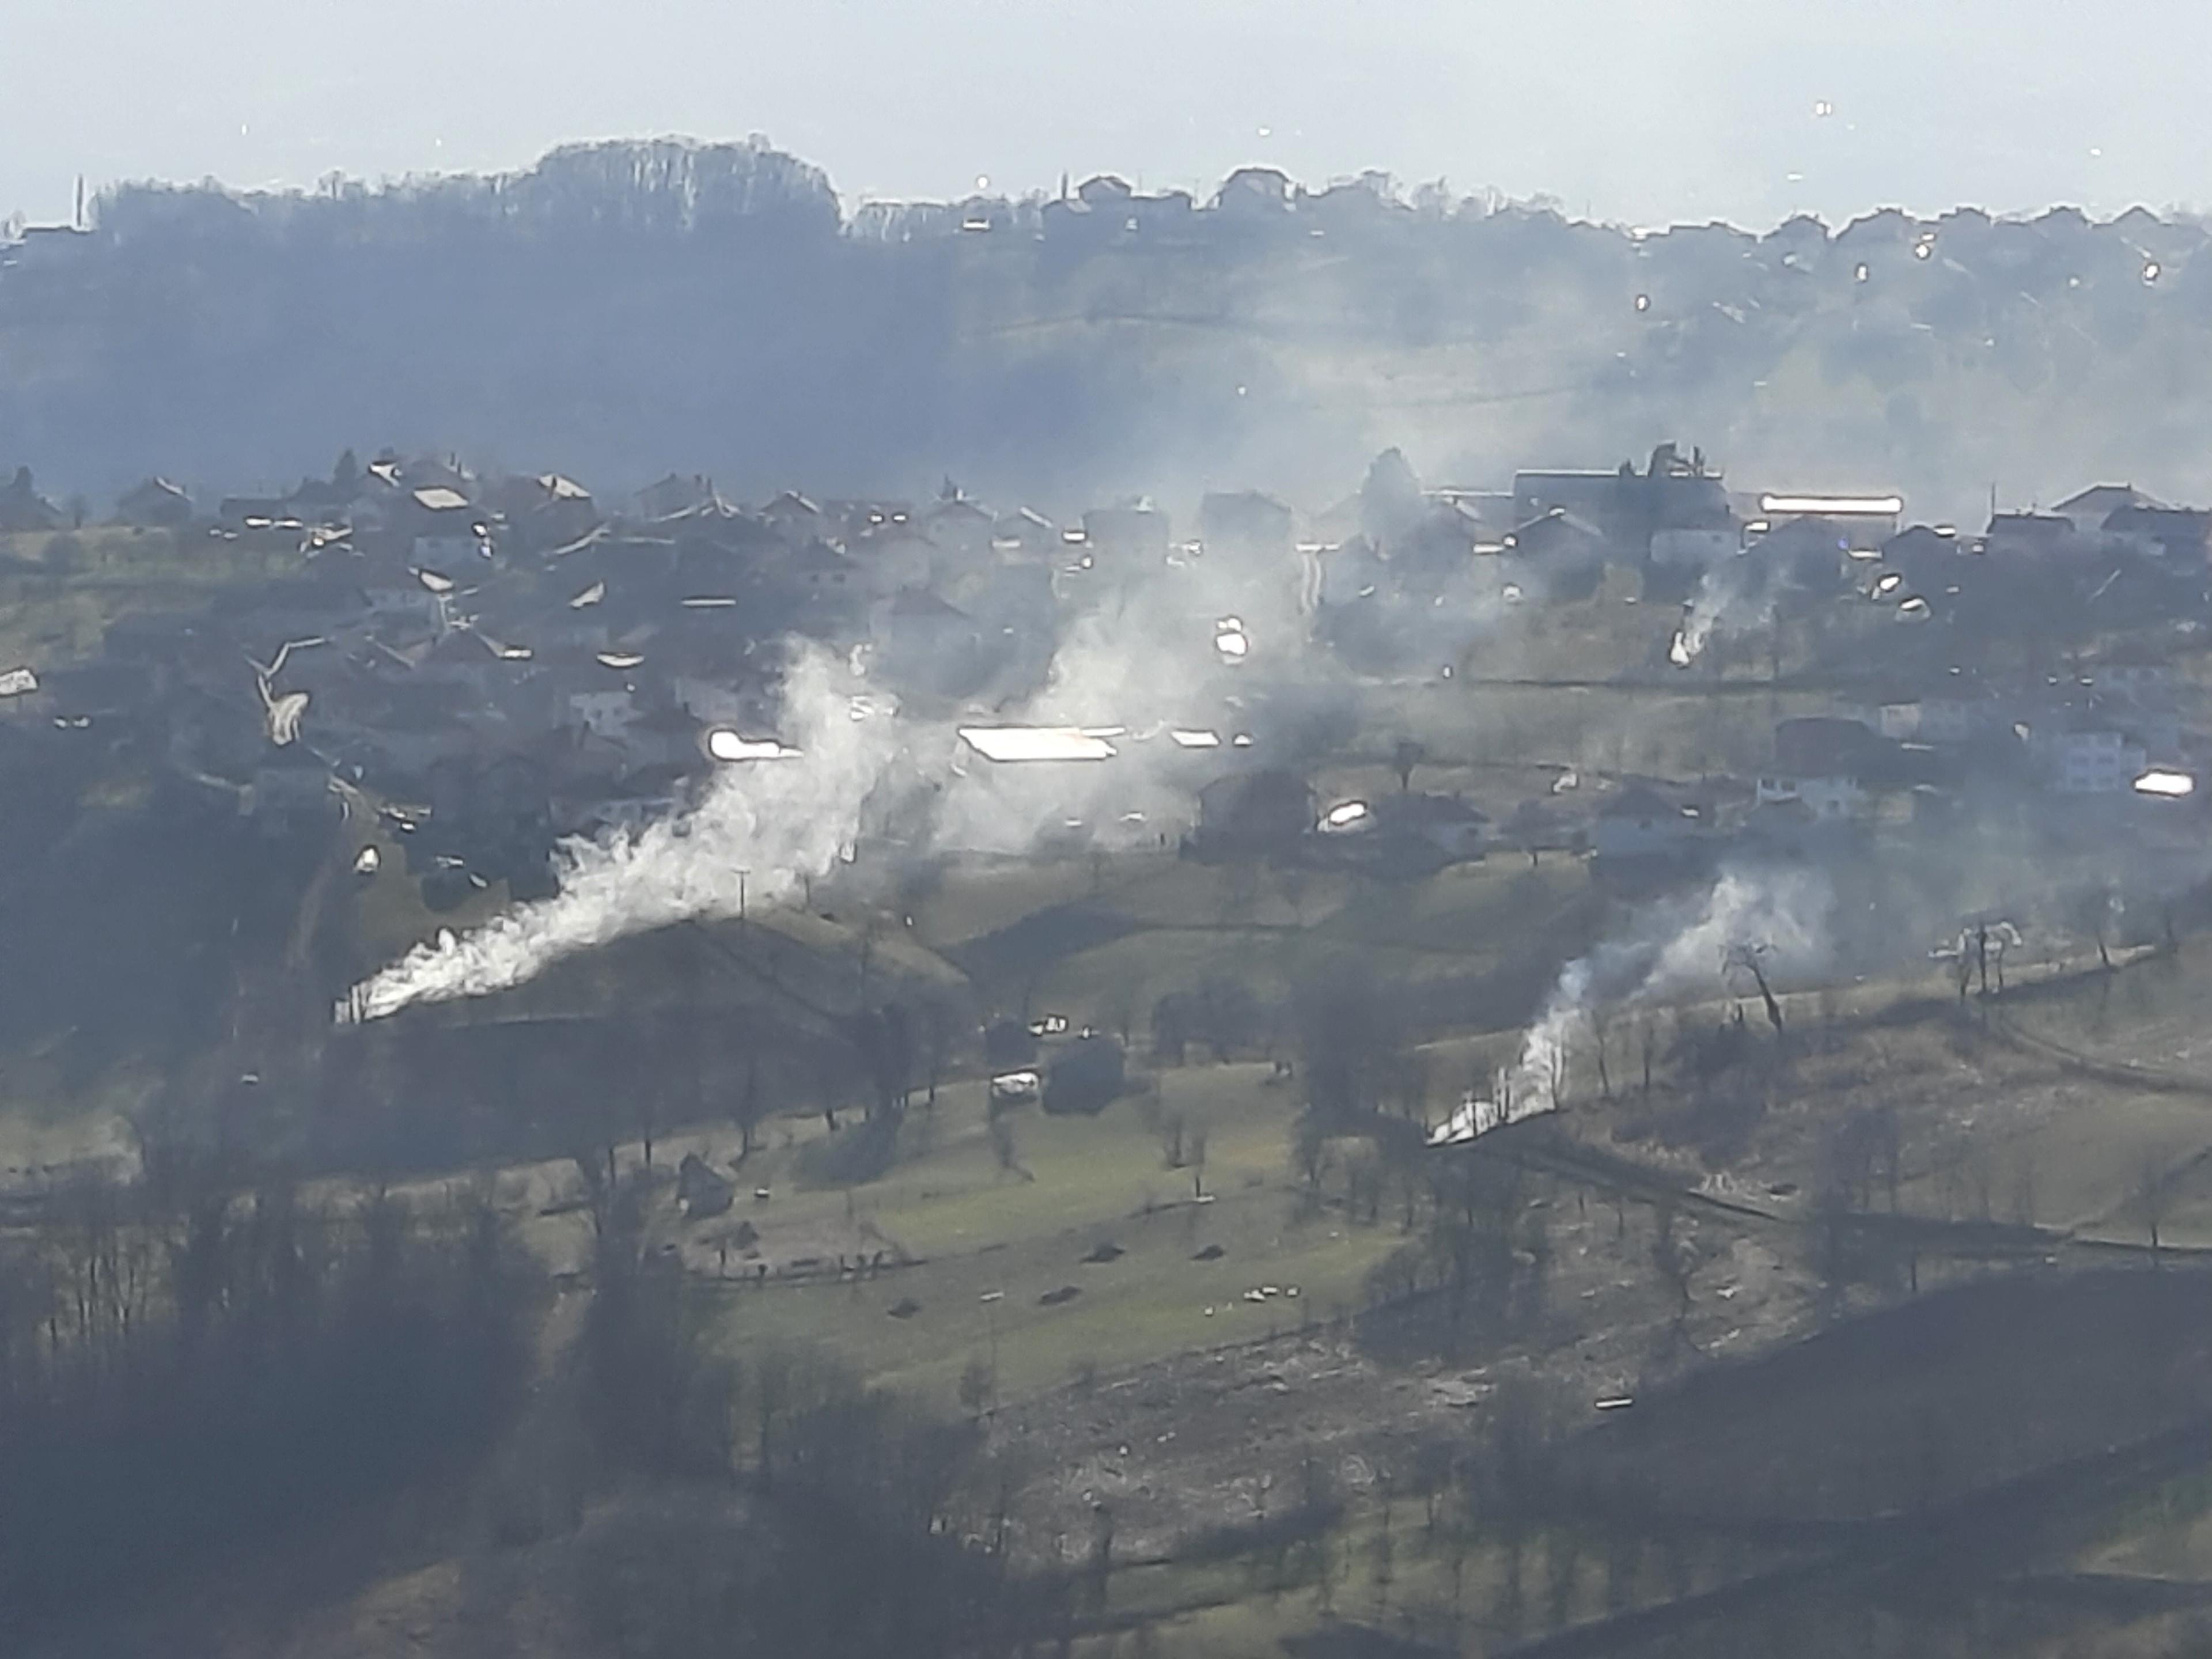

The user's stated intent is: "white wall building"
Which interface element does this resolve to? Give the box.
[2049,727,2146,795]
[1754,772,1869,820]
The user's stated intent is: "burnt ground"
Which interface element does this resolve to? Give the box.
[988,1174,1818,1567]
[986,982,2212,1620]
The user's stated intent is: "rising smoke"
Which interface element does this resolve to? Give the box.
[1508,862,1835,1116]
[1669,550,1785,668]
[343,646,900,1021]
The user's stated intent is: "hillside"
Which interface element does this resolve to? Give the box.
[5,140,2212,516]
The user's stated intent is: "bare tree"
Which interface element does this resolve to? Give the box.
[732,1051,764,1162]
[1392,738,1427,794]
[1585,1006,1613,1100]
[1649,1197,1700,1341]
[1723,942,1783,1035]
[987,1113,1029,1181]
[1156,1108,1187,1169]
[2134,1156,2171,1264]
[957,1353,997,1418]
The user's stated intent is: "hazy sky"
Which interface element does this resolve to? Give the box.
[7,0,2212,229]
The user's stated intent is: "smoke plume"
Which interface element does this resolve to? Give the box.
[1509,863,1834,1114]
[1670,552,1779,668]
[343,646,898,1021]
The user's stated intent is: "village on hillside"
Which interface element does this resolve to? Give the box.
[0,437,2201,925]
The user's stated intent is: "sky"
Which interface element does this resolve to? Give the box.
[7,0,2212,230]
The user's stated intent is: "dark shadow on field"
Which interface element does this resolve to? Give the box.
[1544,1267,2212,1527]
[941,900,1141,991]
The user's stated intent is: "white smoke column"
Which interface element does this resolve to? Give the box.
[1671,554,1775,668]
[344,646,899,1020]
[1506,865,1833,1119]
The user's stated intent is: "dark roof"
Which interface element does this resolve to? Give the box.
[1984,512,2073,541]
[1377,792,1488,827]
[1505,507,1606,552]
[885,588,972,621]
[1600,783,1685,820]
[2056,483,2161,516]
[1774,716,1887,778]
[2103,505,2210,540]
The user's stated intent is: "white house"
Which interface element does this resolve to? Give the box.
[566,687,637,740]
[1754,771,1868,820]
[1592,785,1717,861]
[2047,725,2146,795]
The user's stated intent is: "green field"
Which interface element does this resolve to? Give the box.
[517,1058,1403,1411]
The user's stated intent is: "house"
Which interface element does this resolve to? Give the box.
[115,477,193,528]
[1044,1036,1127,1115]
[1756,493,1903,545]
[1503,508,1612,599]
[1214,167,1294,219]
[7,224,90,273]
[823,499,915,541]
[614,704,707,770]
[1737,796,1821,855]
[410,486,488,565]
[847,524,937,592]
[410,628,512,696]
[1082,500,1171,562]
[489,474,598,555]
[1753,770,1868,820]
[677,1153,735,1219]
[1126,188,1196,237]
[0,664,48,722]
[671,675,764,726]
[0,468,61,533]
[992,507,1060,559]
[1427,488,1516,533]
[2053,483,2162,536]
[1880,524,1971,590]
[359,567,446,628]
[1592,784,1717,862]
[2101,505,2211,562]
[920,495,996,560]
[1078,173,1134,211]
[869,589,985,699]
[1982,511,2079,559]
[759,491,823,539]
[218,496,302,533]
[2043,719,2146,796]
[1503,507,1608,566]
[279,476,361,531]
[565,685,638,741]
[1852,695,1988,745]
[1319,791,1490,872]
[2087,647,2175,697]
[1512,471,1621,531]
[1311,537,1391,609]
[1515,445,1731,556]
[636,474,720,522]
[1199,491,1294,556]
